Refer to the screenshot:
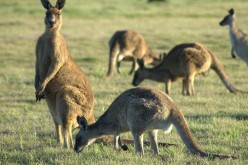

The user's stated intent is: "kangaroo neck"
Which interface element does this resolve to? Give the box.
[87,112,117,138]
[45,28,65,50]
[227,18,239,46]
[45,27,61,38]
[87,122,106,139]
[145,67,168,82]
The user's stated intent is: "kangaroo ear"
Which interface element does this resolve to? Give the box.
[229,8,234,15]
[56,0,66,10]
[77,116,88,130]
[41,0,53,10]
[137,59,144,68]
[159,52,167,60]
[159,54,162,60]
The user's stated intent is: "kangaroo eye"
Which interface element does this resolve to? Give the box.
[56,13,61,17]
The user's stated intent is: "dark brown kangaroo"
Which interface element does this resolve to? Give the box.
[132,43,238,95]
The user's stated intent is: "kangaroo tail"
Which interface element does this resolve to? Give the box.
[171,107,237,159]
[207,49,239,93]
[107,33,120,77]
[106,51,118,77]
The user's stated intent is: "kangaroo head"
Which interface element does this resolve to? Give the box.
[41,0,66,30]
[144,49,161,65]
[132,59,145,86]
[74,116,94,153]
[219,8,235,26]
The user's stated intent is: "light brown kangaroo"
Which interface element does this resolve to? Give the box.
[132,43,238,95]
[35,0,95,148]
[74,87,237,159]
[106,30,161,77]
[220,8,248,64]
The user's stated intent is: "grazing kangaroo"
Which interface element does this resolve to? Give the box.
[106,30,161,77]
[35,0,95,148]
[74,87,237,159]
[220,8,248,63]
[132,43,238,95]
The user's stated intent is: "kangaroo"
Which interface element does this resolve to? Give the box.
[74,87,237,159]
[106,30,161,77]
[35,0,95,148]
[132,43,238,95]
[220,8,248,63]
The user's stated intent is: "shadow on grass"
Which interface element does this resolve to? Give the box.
[74,57,98,63]
[16,99,36,104]
[185,113,248,121]
[233,114,248,120]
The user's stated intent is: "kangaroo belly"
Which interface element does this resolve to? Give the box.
[147,122,173,134]
[163,124,173,134]
[46,61,90,92]
[234,44,248,63]
[45,95,63,125]
[46,85,94,126]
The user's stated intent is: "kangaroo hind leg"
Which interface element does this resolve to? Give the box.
[148,130,159,154]
[114,135,128,151]
[56,94,74,149]
[129,57,136,75]
[185,73,195,96]
[62,123,73,148]
[46,96,64,145]
[182,79,187,95]
[131,132,144,155]
[55,122,63,145]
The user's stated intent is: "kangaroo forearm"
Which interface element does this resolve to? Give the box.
[231,47,236,58]
[39,61,63,91]
[34,60,40,90]
[34,74,39,90]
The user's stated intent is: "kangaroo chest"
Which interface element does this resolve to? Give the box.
[38,35,63,80]
[229,29,236,46]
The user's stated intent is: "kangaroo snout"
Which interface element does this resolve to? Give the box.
[45,17,56,28]
[47,17,56,28]
[74,143,83,153]
[132,80,138,86]
[49,19,55,25]
[219,21,224,26]
[74,147,81,153]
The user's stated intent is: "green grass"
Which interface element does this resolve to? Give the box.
[0,0,248,164]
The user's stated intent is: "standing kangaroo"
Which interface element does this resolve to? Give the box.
[74,87,237,159]
[106,30,161,77]
[35,0,95,148]
[220,8,248,64]
[132,43,238,95]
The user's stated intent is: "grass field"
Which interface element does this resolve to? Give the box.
[0,0,248,164]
